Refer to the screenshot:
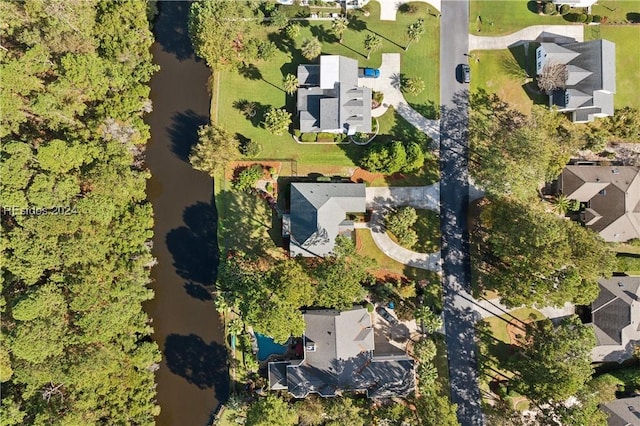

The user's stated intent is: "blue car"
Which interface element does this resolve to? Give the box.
[360,67,380,78]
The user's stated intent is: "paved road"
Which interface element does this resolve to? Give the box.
[439,0,484,425]
[469,24,584,50]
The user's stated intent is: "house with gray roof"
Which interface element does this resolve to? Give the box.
[559,165,640,242]
[535,39,616,122]
[589,277,640,362]
[268,307,416,399]
[601,395,640,426]
[284,182,366,257]
[297,55,372,135]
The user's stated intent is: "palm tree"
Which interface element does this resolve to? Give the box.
[301,36,322,61]
[404,76,425,95]
[331,17,348,43]
[241,100,257,118]
[551,193,571,215]
[405,18,425,51]
[363,34,382,60]
[282,74,299,95]
[227,318,244,336]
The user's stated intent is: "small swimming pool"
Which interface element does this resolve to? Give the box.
[255,333,288,361]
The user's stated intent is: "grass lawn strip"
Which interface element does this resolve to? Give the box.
[469,0,566,35]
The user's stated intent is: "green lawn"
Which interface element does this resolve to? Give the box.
[586,25,640,109]
[469,45,545,113]
[216,1,439,170]
[355,228,439,282]
[469,0,568,35]
[591,0,640,23]
[481,307,544,367]
[414,209,441,253]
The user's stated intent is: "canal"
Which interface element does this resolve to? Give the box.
[145,2,228,425]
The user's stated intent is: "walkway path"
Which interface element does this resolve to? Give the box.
[469,24,584,50]
[378,0,441,21]
[358,184,442,272]
[473,298,575,320]
[359,53,440,142]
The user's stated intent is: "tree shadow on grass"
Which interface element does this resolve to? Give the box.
[166,199,219,287]
[310,24,339,44]
[504,46,531,80]
[367,28,404,50]
[408,101,440,120]
[168,110,208,162]
[164,334,229,401]
[238,63,263,80]
[348,15,368,32]
[232,100,269,128]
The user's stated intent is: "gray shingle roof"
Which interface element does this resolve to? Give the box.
[592,277,640,346]
[601,395,640,426]
[561,165,640,242]
[543,39,616,122]
[296,55,372,134]
[268,308,415,399]
[289,182,366,257]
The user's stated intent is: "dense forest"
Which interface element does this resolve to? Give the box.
[0,1,160,424]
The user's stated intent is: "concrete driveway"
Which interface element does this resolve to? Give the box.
[378,0,441,21]
[358,53,440,143]
[469,24,584,50]
[355,184,442,272]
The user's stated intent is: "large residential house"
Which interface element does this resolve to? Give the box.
[268,308,416,398]
[601,395,640,426]
[283,182,366,257]
[589,277,640,363]
[558,164,640,242]
[297,55,372,135]
[535,39,616,122]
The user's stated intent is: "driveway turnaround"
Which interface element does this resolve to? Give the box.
[358,54,440,143]
[469,24,584,50]
[360,185,442,272]
[378,0,441,21]
[439,0,484,424]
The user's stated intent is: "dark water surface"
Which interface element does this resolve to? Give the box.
[145,2,228,425]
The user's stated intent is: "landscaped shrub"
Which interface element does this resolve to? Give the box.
[284,23,301,39]
[335,134,347,142]
[316,176,332,182]
[399,3,418,14]
[543,2,556,15]
[386,206,419,249]
[240,138,262,157]
[592,14,602,22]
[234,165,264,191]
[317,132,336,142]
[560,4,570,15]
[265,182,273,193]
[576,13,588,22]
[373,91,384,105]
[294,129,301,138]
[360,140,407,174]
[585,14,593,23]
[300,133,317,142]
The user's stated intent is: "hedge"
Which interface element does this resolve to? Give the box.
[300,132,317,142]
